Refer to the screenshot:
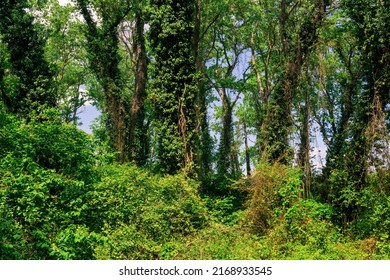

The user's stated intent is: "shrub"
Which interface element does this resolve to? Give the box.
[86,164,208,259]
[265,199,342,259]
[237,163,302,234]
[355,172,390,258]
[203,195,243,225]
[0,109,97,183]
[173,223,268,260]
[0,111,97,259]
[0,156,94,259]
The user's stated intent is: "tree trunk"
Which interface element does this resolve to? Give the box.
[243,116,251,176]
[260,0,328,164]
[298,75,312,198]
[128,8,148,165]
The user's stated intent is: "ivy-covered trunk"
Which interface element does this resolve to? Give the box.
[76,0,131,162]
[128,7,148,165]
[260,0,328,164]
[149,0,198,174]
[0,0,55,116]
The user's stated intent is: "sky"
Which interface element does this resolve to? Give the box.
[58,0,71,5]
[77,105,100,134]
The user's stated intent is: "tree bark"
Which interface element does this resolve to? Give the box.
[128,8,148,165]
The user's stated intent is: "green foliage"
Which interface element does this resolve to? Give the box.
[44,0,97,124]
[149,0,198,174]
[0,110,96,259]
[1,0,389,262]
[203,195,243,226]
[174,223,267,260]
[85,164,208,259]
[354,173,390,256]
[0,157,94,259]
[50,225,102,260]
[237,163,302,234]
[0,112,209,259]
[0,109,96,183]
[265,199,340,259]
[0,0,55,115]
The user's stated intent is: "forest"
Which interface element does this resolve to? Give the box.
[0,0,389,260]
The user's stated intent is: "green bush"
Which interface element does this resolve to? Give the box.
[86,164,208,259]
[203,195,243,225]
[0,111,97,259]
[237,163,302,234]
[266,199,342,259]
[0,156,94,259]
[93,223,160,259]
[50,225,103,260]
[173,223,268,260]
[0,109,97,183]
[355,172,390,258]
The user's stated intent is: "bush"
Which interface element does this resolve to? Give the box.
[0,156,94,259]
[0,109,97,183]
[0,111,97,259]
[265,199,343,259]
[355,172,390,258]
[173,223,268,260]
[86,164,208,259]
[237,163,302,234]
[203,195,243,225]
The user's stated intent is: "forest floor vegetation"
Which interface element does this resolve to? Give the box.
[1,111,389,260]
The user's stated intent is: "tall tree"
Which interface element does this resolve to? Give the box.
[128,3,148,165]
[193,0,214,182]
[205,0,248,181]
[313,11,362,179]
[259,0,330,163]
[341,0,389,189]
[149,0,198,174]
[0,0,55,117]
[76,0,132,162]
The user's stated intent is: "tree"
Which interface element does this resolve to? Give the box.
[204,0,250,182]
[128,3,148,165]
[193,0,214,183]
[0,0,55,117]
[149,0,198,174]
[75,0,132,162]
[259,0,330,163]
[44,0,97,125]
[342,0,390,189]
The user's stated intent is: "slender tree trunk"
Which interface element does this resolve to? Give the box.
[105,80,127,162]
[194,0,213,180]
[323,49,356,175]
[128,8,148,165]
[298,75,312,198]
[217,89,234,177]
[243,115,251,176]
[77,0,130,162]
[260,0,328,164]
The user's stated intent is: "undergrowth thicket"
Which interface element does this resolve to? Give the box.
[1,111,389,260]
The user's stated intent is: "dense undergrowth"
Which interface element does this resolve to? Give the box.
[1,111,389,260]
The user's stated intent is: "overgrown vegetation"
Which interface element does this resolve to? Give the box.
[1,0,389,260]
[1,110,389,259]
